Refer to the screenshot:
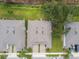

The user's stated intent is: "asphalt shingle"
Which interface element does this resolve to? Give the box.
[0,20,25,51]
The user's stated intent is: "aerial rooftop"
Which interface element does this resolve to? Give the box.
[27,20,52,49]
[64,22,79,48]
[0,20,25,51]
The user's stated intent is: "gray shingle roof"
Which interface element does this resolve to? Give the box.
[27,21,52,48]
[0,20,25,51]
[64,22,79,48]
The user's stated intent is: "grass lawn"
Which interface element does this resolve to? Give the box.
[71,16,79,22]
[0,55,7,59]
[0,3,43,20]
[47,37,63,52]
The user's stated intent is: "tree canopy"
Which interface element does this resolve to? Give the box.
[42,0,72,37]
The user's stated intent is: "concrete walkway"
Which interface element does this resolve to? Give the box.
[0,52,67,55]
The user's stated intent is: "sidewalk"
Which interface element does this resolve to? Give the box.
[0,52,67,55]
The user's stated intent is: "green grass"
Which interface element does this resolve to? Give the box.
[0,3,43,20]
[71,16,79,22]
[0,55,7,59]
[47,37,63,52]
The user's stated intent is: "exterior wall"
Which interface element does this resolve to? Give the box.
[64,0,79,4]
[4,0,47,4]
[0,0,3,2]
[2,0,79,4]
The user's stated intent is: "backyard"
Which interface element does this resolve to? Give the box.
[0,3,43,20]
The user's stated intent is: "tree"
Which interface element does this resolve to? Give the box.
[42,0,71,37]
